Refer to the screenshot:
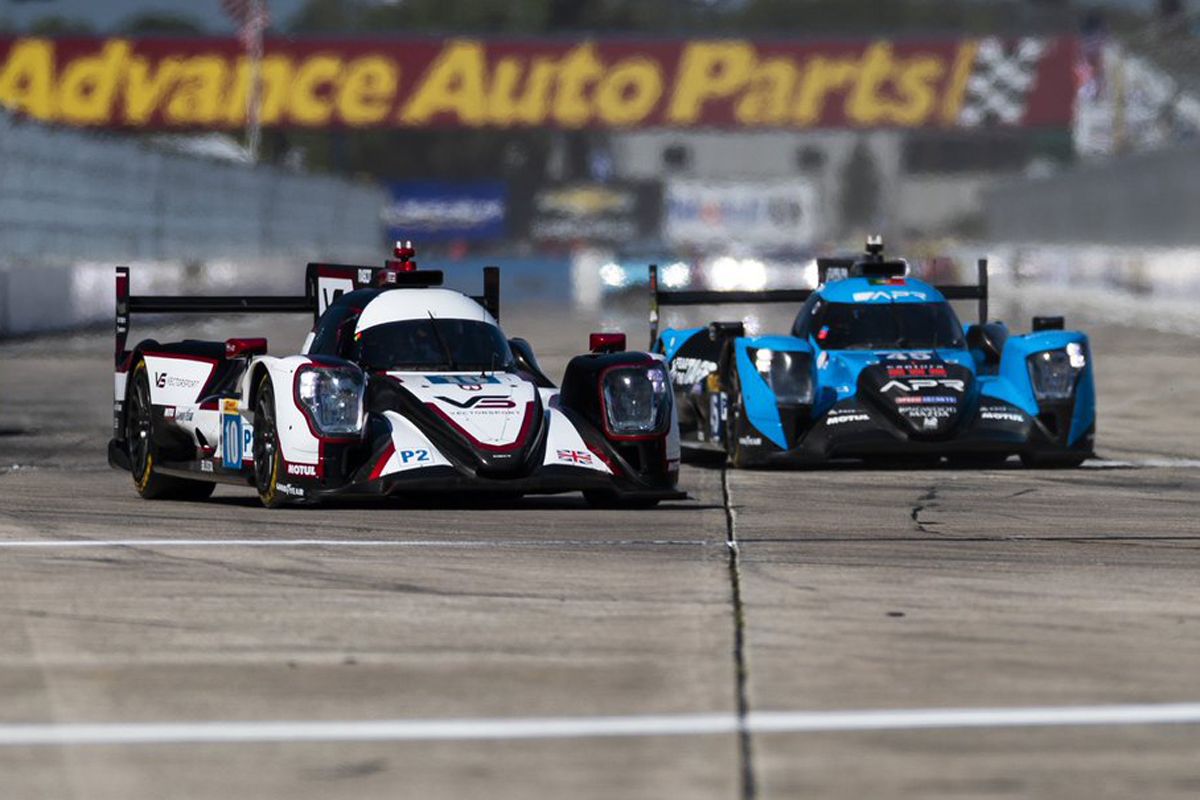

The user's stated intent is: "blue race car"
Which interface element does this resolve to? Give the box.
[650,238,1095,468]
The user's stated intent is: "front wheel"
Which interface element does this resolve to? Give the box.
[127,360,215,501]
[583,490,660,509]
[723,372,749,469]
[252,376,288,508]
[1020,452,1088,469]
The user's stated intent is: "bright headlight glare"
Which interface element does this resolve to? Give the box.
[661,261,691,289]
[602,364,670,436]
[1028,347,1083,401]
[296,366,364,435]
[599,262,627,287]
[749,348,813,405]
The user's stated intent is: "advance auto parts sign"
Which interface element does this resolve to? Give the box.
[0,36,1075,130]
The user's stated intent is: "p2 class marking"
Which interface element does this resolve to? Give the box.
[0,702,1199,746]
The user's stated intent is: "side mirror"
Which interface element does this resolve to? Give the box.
[708,321,746,341]
[590,332,627,353]
[225,337,268,358]
[1032,316,1064,332]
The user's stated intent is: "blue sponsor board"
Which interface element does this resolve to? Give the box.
[384,181,507,243]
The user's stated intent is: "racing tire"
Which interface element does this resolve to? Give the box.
[127,360,215,501]
[582,490,660,510]
[724,370,749,469]
[252,375,288,508]
[947,454,1012,468]
[1019,452,1088,469]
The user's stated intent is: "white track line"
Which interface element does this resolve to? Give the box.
[2,703,1199,746]
[1083,458,1200,469]
[0,538,702,549]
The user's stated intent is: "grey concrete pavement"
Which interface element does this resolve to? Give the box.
[0,306,1198,799]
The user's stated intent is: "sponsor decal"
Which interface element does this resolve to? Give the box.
[221,403,242,470]
[200,460,213,473]
[880,378,966,393]
[398,448,432,464]
[827,412,871,426]
[275,483,305,498]
[923,416,939,430]
[0,37,1074,131]
[900,406,956,418]
[981,408,1025,423]
[427,374,500,388]
[853,290,928,302]
[286,462,318,477]
[174,408,195,423]
[556,449,593,465]
[738,435,763,446]
[163,406,176,419]
[816,351,829,370]
[318,276,355,314]
[896,395,957,405]
[358,269,373,284]
[435,394,516,409]
[880,351,934,361]
[669,357,717,386]
[887,365,948,377]
[242,424,254,462]
[154,372,201,390]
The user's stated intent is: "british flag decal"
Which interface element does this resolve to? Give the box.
[556,449,593,465]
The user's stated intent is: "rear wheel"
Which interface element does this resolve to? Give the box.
[127,361,215,501]
[252,376,288,508]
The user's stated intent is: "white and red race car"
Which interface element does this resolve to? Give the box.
[108,245,683,508]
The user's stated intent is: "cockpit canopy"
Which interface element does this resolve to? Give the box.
[792,294,966,351]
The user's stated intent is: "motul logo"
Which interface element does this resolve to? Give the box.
[435,395,517,409]
[880,378,965,393]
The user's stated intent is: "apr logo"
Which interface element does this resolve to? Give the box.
[853,290,928,302]
[880,378,966,393]
[435,395,517,409]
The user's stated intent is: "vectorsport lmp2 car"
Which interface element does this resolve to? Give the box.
[108,244,683,507]
[651,238,1096,468]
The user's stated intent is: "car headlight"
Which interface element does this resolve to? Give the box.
[601,364,671,436]
[296,366,364,436]
[1028,343,1086,401]
[749,348,813,405]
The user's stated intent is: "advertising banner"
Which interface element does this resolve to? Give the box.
[664,180,822,248]
[0,36,1076,130]
[383,181,506,242]
[530,182,661,243]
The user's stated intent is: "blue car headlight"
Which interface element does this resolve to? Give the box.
[1027,343,1086,401]
[748,348,813,405]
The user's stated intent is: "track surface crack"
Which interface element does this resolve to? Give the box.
[721,467,757,800]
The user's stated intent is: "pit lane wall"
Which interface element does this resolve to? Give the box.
[0,109,386,336]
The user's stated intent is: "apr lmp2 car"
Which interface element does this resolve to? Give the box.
[108,244,683,508]
[651,238,1096,468]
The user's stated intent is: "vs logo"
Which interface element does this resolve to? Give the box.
[155,372,166,388]
[435,395,517,409]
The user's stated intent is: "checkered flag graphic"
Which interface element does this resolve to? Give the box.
[958,38,1045,127]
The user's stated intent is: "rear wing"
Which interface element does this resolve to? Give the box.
[648,259,988,348]
[115,261,501,367]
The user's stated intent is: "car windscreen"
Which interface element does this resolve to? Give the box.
[353,318,514,372]
[808,301,965,350]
